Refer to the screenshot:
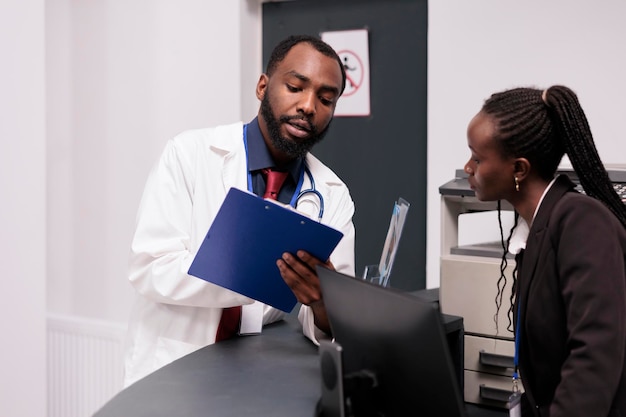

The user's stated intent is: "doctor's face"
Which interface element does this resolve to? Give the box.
[464,111,516,202]
[257,42,342,159]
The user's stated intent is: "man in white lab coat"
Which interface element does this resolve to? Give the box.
[123,34,355,387]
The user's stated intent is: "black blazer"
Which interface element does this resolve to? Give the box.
[515,175,626,417]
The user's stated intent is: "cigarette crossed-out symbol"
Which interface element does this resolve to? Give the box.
[338,50,364,97]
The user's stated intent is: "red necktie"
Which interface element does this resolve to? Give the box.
[262,168,289,200]
[216,306,241,342]
[215,169,288,342]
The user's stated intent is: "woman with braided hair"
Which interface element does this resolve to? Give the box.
[464,85,626,417]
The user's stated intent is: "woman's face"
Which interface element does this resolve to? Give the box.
[464,111,516,202]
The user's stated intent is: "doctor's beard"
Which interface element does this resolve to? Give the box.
[260,93,332,159]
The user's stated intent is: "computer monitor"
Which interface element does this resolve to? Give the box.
[317,266,467,417]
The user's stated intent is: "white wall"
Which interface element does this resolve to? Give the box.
[47,0,261,323]
[0,1,47,416]
[45,0,626,323]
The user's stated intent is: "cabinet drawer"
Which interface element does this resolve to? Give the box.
[440,255,515,338]
[464,335,515,376]
[464,369,522,408]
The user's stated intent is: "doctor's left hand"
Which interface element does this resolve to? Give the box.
[277,250,333,335]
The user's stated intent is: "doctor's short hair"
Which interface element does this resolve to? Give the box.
[265,34,346,95]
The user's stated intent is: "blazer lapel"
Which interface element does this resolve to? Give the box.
[517,175,576,311]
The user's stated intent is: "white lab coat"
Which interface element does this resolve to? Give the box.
[123,122,355,387]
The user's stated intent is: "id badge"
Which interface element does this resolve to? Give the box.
[508,391,522,417]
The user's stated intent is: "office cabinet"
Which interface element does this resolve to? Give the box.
[438,170,521,409]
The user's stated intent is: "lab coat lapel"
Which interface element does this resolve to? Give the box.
[208,122,248,194]
[221,153,247,193]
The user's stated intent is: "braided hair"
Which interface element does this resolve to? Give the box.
[483,85,626,226]
[482,85,626,331]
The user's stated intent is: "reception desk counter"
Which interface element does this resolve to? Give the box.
[94,312,506,417]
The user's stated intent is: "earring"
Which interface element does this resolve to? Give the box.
[514,177,520,192]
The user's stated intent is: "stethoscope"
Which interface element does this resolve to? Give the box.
[243,124,325,221]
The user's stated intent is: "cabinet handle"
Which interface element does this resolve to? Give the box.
[479,385,512,403]
[479,350,514,369]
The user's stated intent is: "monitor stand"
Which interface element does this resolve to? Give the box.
[318,340,381,417]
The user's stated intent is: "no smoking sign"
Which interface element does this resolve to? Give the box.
[322,29,371,117]
[338,50,365,97]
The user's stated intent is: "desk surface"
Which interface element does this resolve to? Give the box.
[94,314,506,417]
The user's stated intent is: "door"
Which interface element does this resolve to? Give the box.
[263,0,428,291]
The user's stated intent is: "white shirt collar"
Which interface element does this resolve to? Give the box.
[507,177,558,255]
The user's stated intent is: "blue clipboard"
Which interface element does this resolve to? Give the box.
[188,187,344,312]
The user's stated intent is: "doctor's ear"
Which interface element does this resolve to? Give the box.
[256,74,269,100]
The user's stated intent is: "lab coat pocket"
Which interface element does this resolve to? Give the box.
[154,336,203,371]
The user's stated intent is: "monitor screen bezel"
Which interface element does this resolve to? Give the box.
[317,266,467,417]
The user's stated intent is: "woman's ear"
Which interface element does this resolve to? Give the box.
[514,158,531,181]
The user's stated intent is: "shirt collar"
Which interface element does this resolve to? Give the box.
[508,176,558,255]
[246,116,304,183]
